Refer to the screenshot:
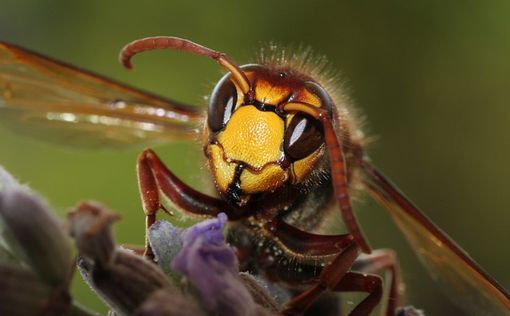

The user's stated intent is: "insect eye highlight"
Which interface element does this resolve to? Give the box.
[207,75,238,132]
[283,113,324,161]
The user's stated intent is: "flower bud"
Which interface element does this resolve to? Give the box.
[68,201,121,266]
[78,248,174,315]
[135,288,205,316]
[0,188,72,286]
[0,263,61,316]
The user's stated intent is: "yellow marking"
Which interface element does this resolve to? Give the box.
[299,88,322,107]
[207,142,288,194]
[207,144,236,193]
[254,79,291,105]
[218,105,284,169]
[283,102,322,119]
[292,147,323,183]
[240,164,287,193]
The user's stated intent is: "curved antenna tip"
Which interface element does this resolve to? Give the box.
[118,36,250,93]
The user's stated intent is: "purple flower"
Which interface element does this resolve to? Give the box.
[171,213,256,316]
[182,213,229,247]
[396,306,426,316]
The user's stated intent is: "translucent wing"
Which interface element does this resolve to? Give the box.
[359,159,510,316]
[0,42,205,147]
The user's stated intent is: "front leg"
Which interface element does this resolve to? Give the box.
[137,148,250,257]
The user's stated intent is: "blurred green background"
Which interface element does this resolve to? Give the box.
[1,1,509,315]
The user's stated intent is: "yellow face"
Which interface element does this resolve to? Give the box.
[204,65,331,205]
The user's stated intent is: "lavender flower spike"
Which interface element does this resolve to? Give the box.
[172,213,256,316]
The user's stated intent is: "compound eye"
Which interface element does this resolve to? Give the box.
[283,113,324,161]
[207,75,238,132]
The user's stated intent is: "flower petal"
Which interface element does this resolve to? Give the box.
[182,212,228,246]
[148,220,183,276]
[172,213,257,316]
